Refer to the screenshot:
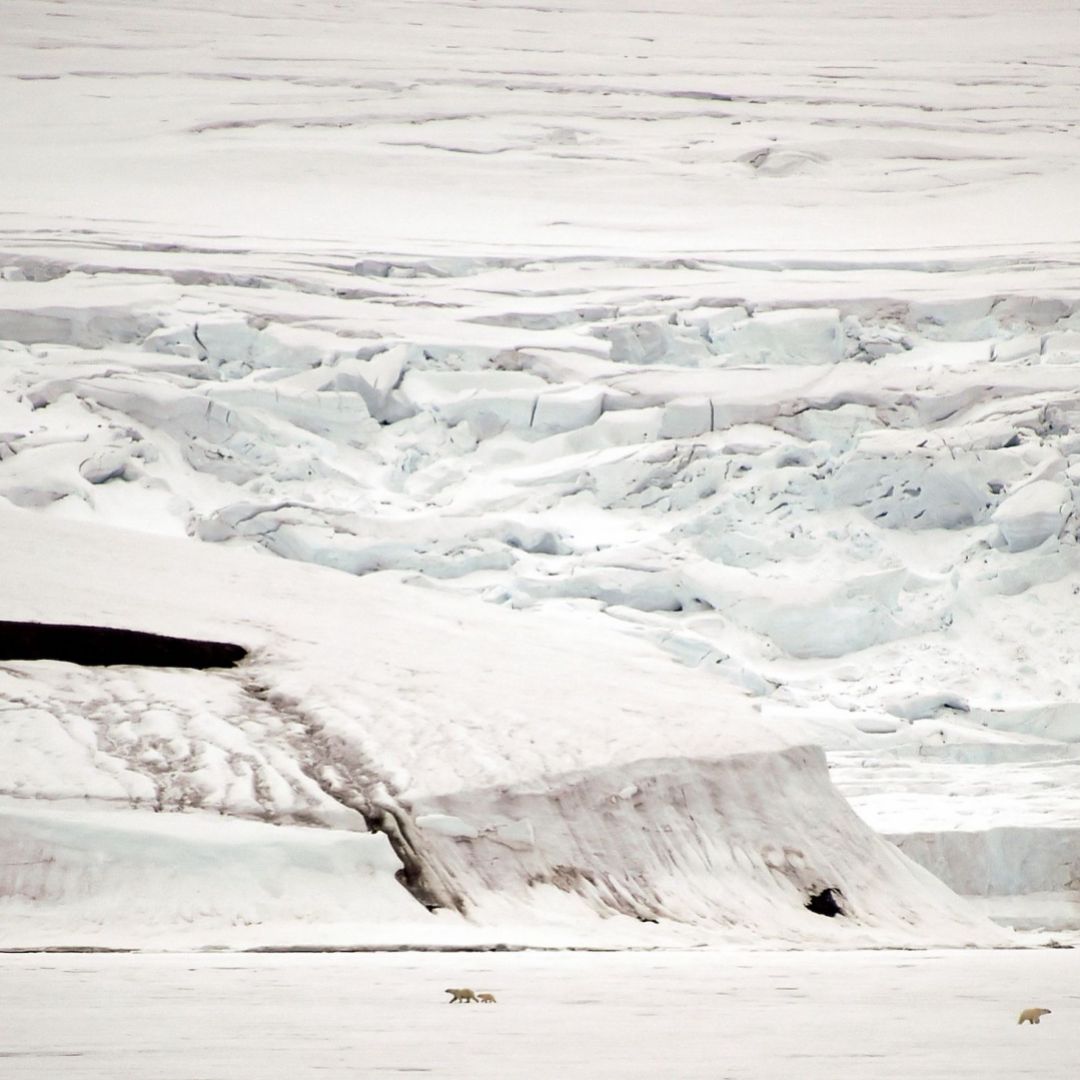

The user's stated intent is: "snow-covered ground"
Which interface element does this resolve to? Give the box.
[3,0,1080,946]
[2,950,1078,1080]
[6,0,1080,255]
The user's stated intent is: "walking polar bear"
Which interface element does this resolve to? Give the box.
[1018,1007,1051,1025]
[445,988,497,1004]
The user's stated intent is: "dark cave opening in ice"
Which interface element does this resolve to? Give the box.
[805,887,845,918]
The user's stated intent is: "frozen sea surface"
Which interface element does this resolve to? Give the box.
[1,950,1077,1079]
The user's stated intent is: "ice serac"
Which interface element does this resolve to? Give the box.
[991,480,1070,553]
[0,510,1000,947]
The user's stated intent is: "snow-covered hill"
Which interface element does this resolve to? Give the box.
[0,509,998,947]
[2,0,1079,945]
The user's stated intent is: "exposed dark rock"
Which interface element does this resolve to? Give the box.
[0,621,247,669]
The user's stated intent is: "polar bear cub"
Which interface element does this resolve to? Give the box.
[1018,1007,1051,1025]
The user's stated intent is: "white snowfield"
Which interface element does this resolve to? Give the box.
[4,0,1080,255]
[2,950,1079,1080]
[3,0,1080,948]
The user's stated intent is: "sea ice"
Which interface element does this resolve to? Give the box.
[0,951,1077,1080]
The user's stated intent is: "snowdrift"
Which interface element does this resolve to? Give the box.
[0,510,999,946]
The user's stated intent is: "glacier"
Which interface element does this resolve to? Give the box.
[2,0,1080,949]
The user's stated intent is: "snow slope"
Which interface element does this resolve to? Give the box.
[0,509,998,946]
[3,0,1080,943]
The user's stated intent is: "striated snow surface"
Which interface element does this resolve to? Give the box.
[2,0,1080,945]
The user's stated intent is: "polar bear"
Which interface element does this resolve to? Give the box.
[477,993,497,1004]
[1018,1007,1051,1025]
[445,988,478,1004]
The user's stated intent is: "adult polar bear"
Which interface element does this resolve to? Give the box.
[1018,1008,1052,1025]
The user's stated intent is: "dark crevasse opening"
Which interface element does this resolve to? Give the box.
[805,887,845,918]
[0,621,247,669]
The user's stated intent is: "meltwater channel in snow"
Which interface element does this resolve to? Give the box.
[2,0,1080,949]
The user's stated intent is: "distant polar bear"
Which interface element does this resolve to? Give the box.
[1018,1007,1051,1025]
[446,988,478,1004]
[477,993,497,1004]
